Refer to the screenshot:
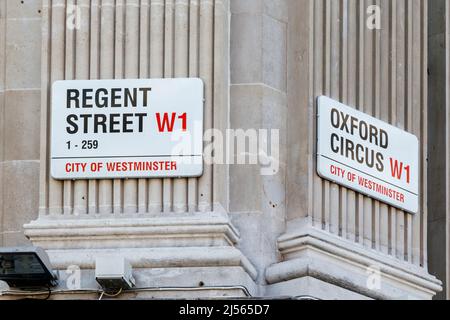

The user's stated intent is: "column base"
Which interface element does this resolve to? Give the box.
[19,208,259,299]
[265,221,442,300]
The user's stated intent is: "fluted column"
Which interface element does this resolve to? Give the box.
[24,0,257,297]
[301,0,430,263]
[35,0,226,218]
[265,0,441,300]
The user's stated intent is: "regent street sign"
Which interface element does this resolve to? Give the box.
[317,96,419,214]
[51,78,204,180]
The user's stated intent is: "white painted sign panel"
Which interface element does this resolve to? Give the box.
[317,96,419,214]
[51,78,204,180]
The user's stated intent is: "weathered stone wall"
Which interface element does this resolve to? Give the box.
[0,0,446,300]
[229,0,289,284]
[0,0,41,246]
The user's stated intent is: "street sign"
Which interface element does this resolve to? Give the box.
[317,96,419,214]
[51,78,204,180]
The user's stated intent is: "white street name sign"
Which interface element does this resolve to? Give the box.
[317,96,419,214]
[51,78,204,180]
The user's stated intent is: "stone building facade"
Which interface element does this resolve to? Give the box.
[0,0,449,300]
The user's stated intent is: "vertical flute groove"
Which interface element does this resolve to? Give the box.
[123,0,139,214]
[188,0,200,213]
[73,0,90,216]
[113,0,125,215]
[48,0,65,216]
[198,0,214,213]
[138,0,150,214]
[63,0,75,216]
[88,0,101,215]
[148,0,164,214]
[173,0,189,213]
[98,0,114,215]
[163,0,174,213]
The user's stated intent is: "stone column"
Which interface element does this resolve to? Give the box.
[228,0,288,285]
[265,0,442,299]
[23,0,256,298]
